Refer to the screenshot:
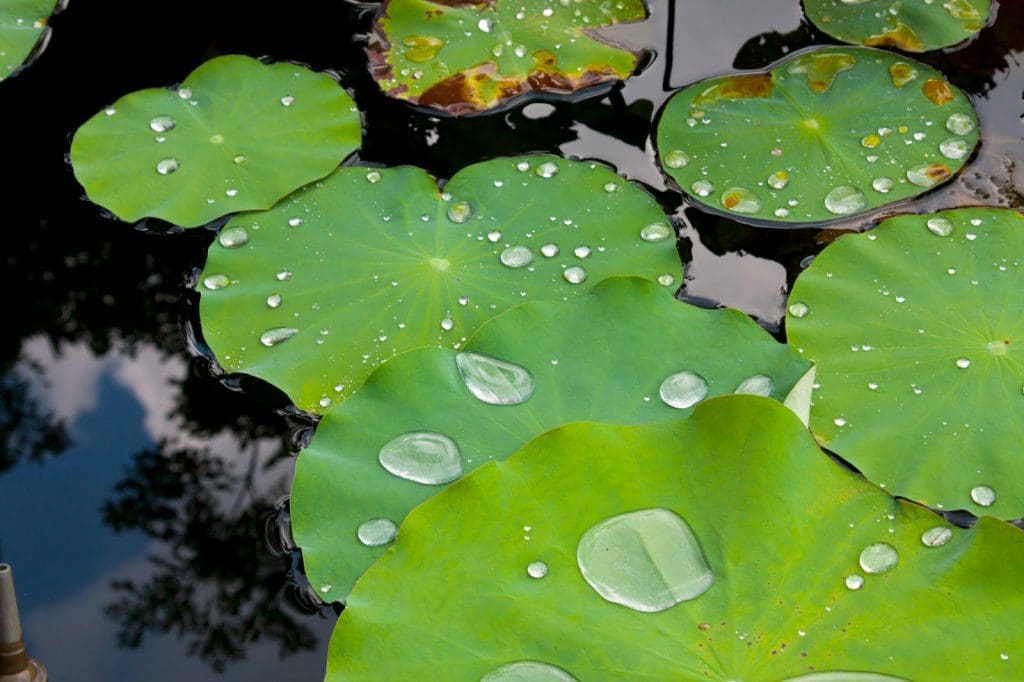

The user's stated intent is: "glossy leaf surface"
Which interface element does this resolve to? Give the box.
[0,0,58,80]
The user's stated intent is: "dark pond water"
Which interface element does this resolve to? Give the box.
[0,0,1020,679]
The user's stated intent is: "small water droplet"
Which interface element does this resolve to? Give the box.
[563,266,587,284]
[276,270,293,281]
[861,134,882,148]
[378,431,463,485]
[501,245,534,268]
[149,115,175,132]
[939,138,970,160]
[926,217,954,237]
[447,201,472,223]
[535,161,559,178]
[824,186,866,215]
[721,187,762,214]
[921,526,953,547]
[280,95,295,106]
[233,154,247,164]
[455,352,534,405]
[440,317,454,331]
[357,518,397,546]
[659,371,708,409]
[872,177,895,193]
[657,274,675,287]
[767,171,790,189]
[834,417,847,427]
[845,574,865,590]
[156,158,179,175]
[487,231,503,243]
[573,245,592,259]
[527,561,548,579]
[789,302,810,318]
[218,226,249,248]
[664,149,690,168]
[540,243,559,257]
[603,181,619,192]
[202,274,230,290]
[691,180,715,197]
[266,293,282,308]
[945,113,975,135]
[859,543,898,574]
[477,17,493,32]
[640,222,673,242]
[971,484,996,507]
[288,217,303,228]
[260,327,298,347]
[481,661,577,682]
[177,87,193,99]
[956,357,971,369]
[735,375,774,397]
[576,508,713,612]
[364,170,382,184]
[225,188,239,197]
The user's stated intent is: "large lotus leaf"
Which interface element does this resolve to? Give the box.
[655,47,978,226]
[70,55,361,228]
[291,278,812,601]
[199,156,681,413]
[787,208,1024,518]
[368,0,647,114]
[1,0,58,81]
[804,0,990,53]
[326,396,1024,680]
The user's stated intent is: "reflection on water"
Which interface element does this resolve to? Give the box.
[0,0,1021,678]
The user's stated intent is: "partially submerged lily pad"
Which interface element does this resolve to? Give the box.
[327,396,1024,679]
[0,0,60,81]
[368,0,647,114]
[804,0,990,53]
[656,47,978,225]
[198,156,681,413]
[291,278,811,601]
[787,208,1024,517]
[70,55,361,227]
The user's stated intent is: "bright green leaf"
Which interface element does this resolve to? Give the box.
[198,155,681,413]
[656,46,978,225]
[70,55,361,228]
[291,278,811,601]
[0,0,58,81]
[804,0,990,53]
[327,396,1024,680]
[787,207,1024,517]
[369,0,647,114]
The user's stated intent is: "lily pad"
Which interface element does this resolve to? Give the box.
[198,156,681,413]
[787,207,1024,518]
[804,0,990,53]
[70,55,361,228]
[655,46,978,225]
[0,0,59,81]
[368,0,647,114]
[291,277,812,601]
[326,396,1024,680]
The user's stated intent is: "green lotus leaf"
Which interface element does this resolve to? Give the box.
[787,207,1024,518]
[804,0,990,53]
[655,46,978,226]
[0,0,58,81]
[368,0,647,114]
[326,396,1024,680]
[291,277,812,601]
[198,156,682,413]
[70,55,361,228]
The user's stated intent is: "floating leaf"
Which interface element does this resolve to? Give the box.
[70,55,361,227]
[291,278,811,600]
[368,0,647,114]
[804,0,990,53]
[787,208,1024,517]
[655,46,978,225]
[198,156,681,413]
[326,396,1024,679]
[0,0,59,81]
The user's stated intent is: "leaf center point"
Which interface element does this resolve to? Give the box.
[429,257,450,272]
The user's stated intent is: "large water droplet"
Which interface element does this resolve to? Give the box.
[664,149,690,168]
[535,161,559,178]
[481,661,577,682]
[971,484,996,507]
[156,158,179,175]
[218,226,249,248]
[527,561,548,579]
[378,431,463,485]
[921,526,953,547]
[149,115,175,132]
[577,508,713,613]
[540,243,559,258]
[721,187,762,214]
[357,518,397,547]
[939,138,970,160]
[659,371,709,409]
[500,245,534,268]
[907,163,952,188]
[735,375,774,397]
[945,113,975,135]
[789,302,810,318]
[447,201,472,223]
[926,217,954,237]
[640,222,673,242]
[260,327,298,347]
[202,274,230,290]
[824,186,866,215]
[563,266,587,284]
[455,352,534,405]
[858,543,898,574]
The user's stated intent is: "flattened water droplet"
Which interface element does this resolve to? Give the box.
[156,158,179,175]
[664,149,690,168]
[576,508,713,613]
[789,302,810,318]
[149,115,175,132]
[563,266,587,284]
[859,543,898,574]
[378,431,463,485]
[767,171,790,189]
[260,327,298,347]
[659,371,709,409]
[907,163,952,187]
[455,352,534,405]
[946,113,975,135]
[501,245,534,268]
[940,138,970,160]
[357,518,397,546]
[926,217,954,236]
[872,177,895,193]
[691,180,715,197]
[845,574,864,590]
[481,661,577,682]
[527,561,548,579]
[824,186,866,215]
[971,484,996,507]
[535,161,559,178]
[721,187,762,214]
[202,274,230,290]
[233,154,247,164]
[735,375,774,397]
[540,243,559,257]
[218,226,249,248]
[921,526,953,547]
[365,170,382,183]
[641,222,673,242]
[447,201,472,223]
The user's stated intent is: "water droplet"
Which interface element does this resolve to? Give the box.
[225,188,238,197]
[481,661,577,682]
[834,417,847,427]
[266,293,282,308]
[576,508,713,612]
[861,134,882,148]
[516,161,530,172]
[363,170,382,184]
[535,161,559,178]
[921,526,953,547]
[260,327,298,347]
[104,107,116,116]
[872,177,895,193]
[659,371,709,409]
[859,543,898,574]
[500,245,534,268]
[378,431,463,485]
[276,270,292,281]
[455,352,534,405]
[573,245,591,259]
[664,149,690,168]
[156,158,179,175]
[477,18,493,32]
[487,231,503,243]
[280,95,295,106]
[971,484,996,507]
[691,180,715,197]
[218,226,249,248]
[319,396,333,409]
[721,187,762,214]
[926,217,954,236]
[357,518,397,547]
[540,243,559,257]
[657,274,676,287]
[907,163,952,187]
[563,266,587,284]
[939,138,970,160]
[956,357,971,369]
[767,171,790,189]
[789,302,810,318]
[824,186,866,215]
[447,201,472,223]
[603,181,619,192]
[945,113,975,135]
[149,115,175,132]
[202,274,230,290]
[735,375,774,397]
[177,87,193,99]
[641,222,673,242]
[527,561,548,579]
[233,154,247,164]
[845,574,864,590]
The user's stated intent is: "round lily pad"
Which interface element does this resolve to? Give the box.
[655,46,979,226]
[326,396,1024,680]
[368,0,647,114]
[291,278,812,601]
[70,55,362,228]
[804,0,990,53]
[787,208,1024,517]
[0,0,59,81]
[198,156,682,413]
